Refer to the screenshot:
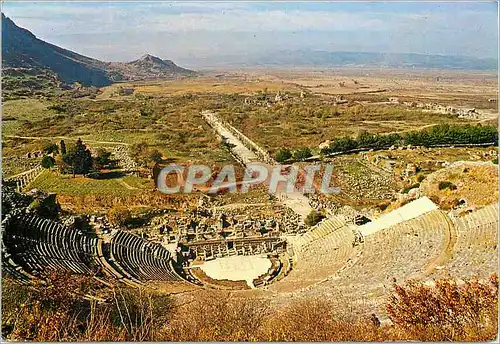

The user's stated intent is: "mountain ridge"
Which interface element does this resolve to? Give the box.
[1,14,196,87]
[180,49,497,70]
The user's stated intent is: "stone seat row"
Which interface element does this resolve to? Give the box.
[2,213,182,285]
[296,225,357,280]
[5,214,96,255]
[1,246,34,284]
[293,215,348,253]
[270,221,358,292]
[2,214,98,277]
[431,203,498,279]
[335,209,449,285]
[293,209,452,317]
[109,231,181,282]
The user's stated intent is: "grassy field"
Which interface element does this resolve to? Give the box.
[3,72,497,211]
[2,98,60,136]
[3,72,496,160]
[28,170,151,197]
[1,94,234,163]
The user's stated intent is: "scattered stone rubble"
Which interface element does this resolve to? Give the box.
[112,146,139,175]
[389,97,489,120]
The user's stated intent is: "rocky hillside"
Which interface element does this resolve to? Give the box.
[1,14,195,87]
[110,54,196,81]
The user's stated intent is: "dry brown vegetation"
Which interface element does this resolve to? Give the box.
[257,68,498,109]
[420,163,499,209]
[2,272,497,342]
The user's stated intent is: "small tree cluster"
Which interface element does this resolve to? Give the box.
[293,147,312,161]
[321,124,498,155]
[43,143,59,155]
[438,181,457,191]
[93,148,113,169]
[41,155,56,169]
[275,148,292,163]
[62,138,93,176]
[275,147,312,162]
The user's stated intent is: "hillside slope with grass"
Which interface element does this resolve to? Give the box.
[1,14,195,87]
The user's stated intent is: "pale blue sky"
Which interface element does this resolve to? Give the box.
[2,1,498,67]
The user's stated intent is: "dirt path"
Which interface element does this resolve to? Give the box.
[4,135,129,146]
[201,110,260,165]
[201,110,313,219]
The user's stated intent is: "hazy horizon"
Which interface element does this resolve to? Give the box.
[2,1,498,68]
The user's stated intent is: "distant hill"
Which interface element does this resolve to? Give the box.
[112,54,196,81]
[1,14,196,87]
[246,50,497,70]
[183,50,497,71]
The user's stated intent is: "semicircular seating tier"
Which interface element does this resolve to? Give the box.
[275,208,453,317]
[1,212,184,286]
[269,215,359,292]
[429,203,498,279]
[108,230,182,282]
[2,212,97,278]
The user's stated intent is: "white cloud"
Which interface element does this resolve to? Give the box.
[140,10,387,32]
[2,2,496,61]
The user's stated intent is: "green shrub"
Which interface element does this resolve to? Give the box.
[107,206,132,227]
[275,148,292,163]
[304,210,325,227]
[293,147,312,161]
[402,183,420,194]
[438,181,457,191]
[41,155,56,169]
[43,143,59,154]
[29,193,60,219]
[94,148,112,168]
